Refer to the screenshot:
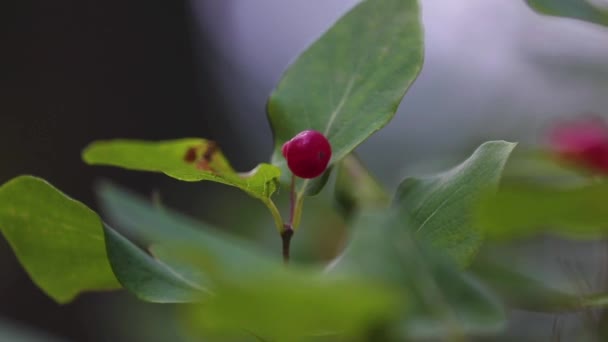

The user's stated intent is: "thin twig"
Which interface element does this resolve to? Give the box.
[281,226,293,264]
[281,174,297,264]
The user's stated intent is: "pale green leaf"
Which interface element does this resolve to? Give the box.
[83,138,283,230]
[394,141,517,267]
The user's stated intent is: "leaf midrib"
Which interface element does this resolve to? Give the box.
[323,73,358,136]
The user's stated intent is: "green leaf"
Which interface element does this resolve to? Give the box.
[394,141,517,267]
[475,181,608,240]
[267,0,424,192]
[83,139,283,229]
[97,182,400,340]
[103,225,208,303]
[97,182,277,276]
[526,0,608,27]
[328,211,505,340]
[0,176,120,303]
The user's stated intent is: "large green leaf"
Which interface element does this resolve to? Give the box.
[83,139,283,229]
[328,211,505,340]
[97,182,277,276]
[526,0,608,27]
[394,141,517,267]
[103,225,207,303]
[97,183,400,341]
[0,176,120,303]
[475,181,608,240]
[267,0,424,192]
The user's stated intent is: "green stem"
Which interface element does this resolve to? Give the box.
[265,199,284,234]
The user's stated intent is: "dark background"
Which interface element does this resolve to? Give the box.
[0,1,245,340]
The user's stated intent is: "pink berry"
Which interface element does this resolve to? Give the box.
[282,130,332,179]
[547,116,608,173]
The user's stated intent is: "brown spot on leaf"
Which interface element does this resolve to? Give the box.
[184,146,197,163]
[203,141,218,162]
[185,141,220,172]
[196,160,212,171]
[196,141,220,172]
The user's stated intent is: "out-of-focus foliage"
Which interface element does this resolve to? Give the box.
[98,182,400,341]
[476,180,608,240]
[328,211,506,340]
[526,0,608,27]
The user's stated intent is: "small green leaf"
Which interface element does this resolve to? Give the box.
[475,181,608,240]
[83,139,283,229]
[526,0,608,27]
[329,211,505,340]
[268,0,424,192]
[103,225,208,303]
[83,138,280,200]
[394,141,517,267]
[97,182,399,340]
[0,176,120,303]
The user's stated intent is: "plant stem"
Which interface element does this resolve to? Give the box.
[281,225,293,264]
[281,174,297,264]
[266,199,284,233]
[289,173,296,224]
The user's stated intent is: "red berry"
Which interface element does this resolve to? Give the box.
[548,116,608,173]
[282,130,332,179]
